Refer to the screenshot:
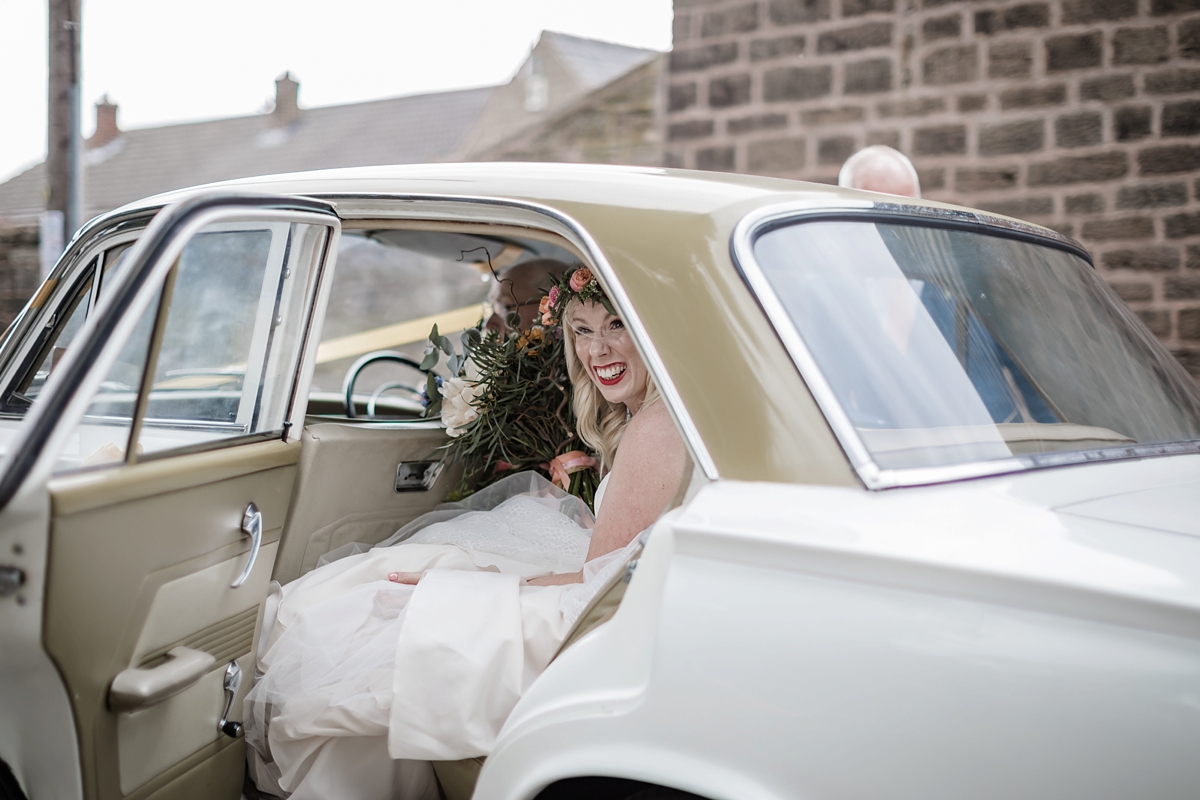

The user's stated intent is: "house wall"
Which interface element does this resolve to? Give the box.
[478,57,666,166]
[0,222,40,332]
[667,0,1200,378]
[453,38,590,159]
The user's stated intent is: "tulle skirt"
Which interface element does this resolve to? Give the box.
[245,473,633,799]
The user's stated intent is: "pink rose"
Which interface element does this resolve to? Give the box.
[569,268,593,293]
[548,286,560,307]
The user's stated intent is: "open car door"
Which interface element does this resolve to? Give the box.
[0,193,340,800]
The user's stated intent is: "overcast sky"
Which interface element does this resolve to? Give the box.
[0,0,673,183]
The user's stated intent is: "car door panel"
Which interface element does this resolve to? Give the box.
[274,423,460,584]
[45,440,297,799]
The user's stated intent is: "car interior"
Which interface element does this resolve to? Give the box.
[0,210,693,800]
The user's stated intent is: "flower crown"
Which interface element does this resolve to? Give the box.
[538,266,615,327]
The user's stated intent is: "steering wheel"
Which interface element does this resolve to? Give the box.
[341,350,431,419]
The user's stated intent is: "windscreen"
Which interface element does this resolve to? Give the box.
[752,219,1200,472]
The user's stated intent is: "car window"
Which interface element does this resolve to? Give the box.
[311,229,575,417]
[3,239,136,415]
[54,285,160,469]
[750,219,1200,474]
[311,232,489,405]
[12,260,97,407]
[53,220,329,472]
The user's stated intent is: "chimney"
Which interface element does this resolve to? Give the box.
[271,72,300,127]
[88,95,119,149]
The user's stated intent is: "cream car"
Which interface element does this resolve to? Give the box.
[0,164,1198,800]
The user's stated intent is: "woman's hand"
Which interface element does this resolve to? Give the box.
[527,571,583,586]
[388,571,423,585]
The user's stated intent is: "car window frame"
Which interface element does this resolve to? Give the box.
[731,200,1200,490]
[0,194,340,508]
[124,220,293,444]
[297,196,719,484]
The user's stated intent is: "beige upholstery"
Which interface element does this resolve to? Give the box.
[432,757,486,800]
[273,422,461,585]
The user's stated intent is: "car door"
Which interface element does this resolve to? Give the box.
[0,193,340,800]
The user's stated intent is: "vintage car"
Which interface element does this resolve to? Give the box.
[0,163,1198,800]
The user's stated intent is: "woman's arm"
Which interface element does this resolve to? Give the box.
[528,401,686,586]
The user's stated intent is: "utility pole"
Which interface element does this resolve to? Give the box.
[46,0,83,259]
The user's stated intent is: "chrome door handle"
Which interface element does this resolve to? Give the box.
[231,503,261,588]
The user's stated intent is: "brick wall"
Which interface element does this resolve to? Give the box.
[0,221,40,333]
[668,0,1200,378]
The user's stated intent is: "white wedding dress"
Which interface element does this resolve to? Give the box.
[245,472,629,799]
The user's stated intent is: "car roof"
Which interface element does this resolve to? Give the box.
[120,161,945,219]
[108,163,1070,488]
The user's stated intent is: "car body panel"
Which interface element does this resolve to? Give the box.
[482,454,1200,799]
[0,477,82,800]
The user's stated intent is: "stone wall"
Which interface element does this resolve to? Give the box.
[668,0,1200,378]
[0,221,40,333]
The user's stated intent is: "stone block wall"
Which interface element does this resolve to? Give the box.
[0,222,40,333]
[668,0,1200,378]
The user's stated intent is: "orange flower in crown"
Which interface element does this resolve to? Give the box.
[568,267,593,293]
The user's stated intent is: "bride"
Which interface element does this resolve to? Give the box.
[245,269,687,799]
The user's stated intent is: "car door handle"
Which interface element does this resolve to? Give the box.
[231,503,262,588]
[109,646,216,712]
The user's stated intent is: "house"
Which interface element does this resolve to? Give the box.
[0,31,664,326]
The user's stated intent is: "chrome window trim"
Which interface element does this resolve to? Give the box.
[307,192,720,481]
[730,200,1199,490]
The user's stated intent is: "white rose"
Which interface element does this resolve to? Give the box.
[439,377,485,437]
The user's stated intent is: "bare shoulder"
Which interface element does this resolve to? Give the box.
[587,400,688,557]
[613,399,686,482]
[622,399,684,453]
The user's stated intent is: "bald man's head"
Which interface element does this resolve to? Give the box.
[838,145,922,198]
[486,259,570,334]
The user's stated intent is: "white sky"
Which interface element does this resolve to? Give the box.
[0,0,673,182]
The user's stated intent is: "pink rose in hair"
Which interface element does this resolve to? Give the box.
[569,268,593,293]
[547,286,560,308]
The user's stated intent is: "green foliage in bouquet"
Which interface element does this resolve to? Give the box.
[421,322,600,509]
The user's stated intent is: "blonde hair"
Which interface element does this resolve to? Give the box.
[562,298,659,472]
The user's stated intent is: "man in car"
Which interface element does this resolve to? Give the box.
[838,145,922,199]
[484,259,569,334]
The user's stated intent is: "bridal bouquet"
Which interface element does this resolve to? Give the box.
[420,321,601,508]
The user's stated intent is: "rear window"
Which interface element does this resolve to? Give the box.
[749,218,1200,480]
